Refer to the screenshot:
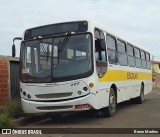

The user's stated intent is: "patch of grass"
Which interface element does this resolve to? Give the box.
[0,100,27,128]
[0,107,4,114]
[0,114,15,128]
[6,100,25,118]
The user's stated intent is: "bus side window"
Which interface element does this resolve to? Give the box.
[146,52,151,70]
[106,35,118,64]
[117,39,127,66]
[134,47,141,68]
[141,50,147,69]
[127,44,135,67]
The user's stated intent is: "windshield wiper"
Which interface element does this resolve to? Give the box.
[58,31,71,52]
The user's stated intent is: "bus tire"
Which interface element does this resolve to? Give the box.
[134,84,144,104]
[101,88,117,117]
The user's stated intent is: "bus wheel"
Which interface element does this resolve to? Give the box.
[101,88,117,117]
[134,84,144,104]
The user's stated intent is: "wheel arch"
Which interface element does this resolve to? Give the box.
[141,81,144,88]
[141,81,144,93]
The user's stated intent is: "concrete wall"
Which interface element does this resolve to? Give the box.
[0,55,19,105]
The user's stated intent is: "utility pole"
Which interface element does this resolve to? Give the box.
[152,55,154,61]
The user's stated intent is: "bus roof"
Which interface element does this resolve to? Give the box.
[87,19,150,54]
[23,19,150,54]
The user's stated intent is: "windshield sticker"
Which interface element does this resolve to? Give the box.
[22,68,30,73]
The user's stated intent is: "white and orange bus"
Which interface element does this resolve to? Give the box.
[12,20,152,117]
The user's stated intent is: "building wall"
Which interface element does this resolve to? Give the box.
[0,56,19,105]
[153,64,160,74]
[0,58,9,105]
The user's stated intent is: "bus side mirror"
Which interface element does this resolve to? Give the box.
[12,37,22,57]
[12,44,16,57]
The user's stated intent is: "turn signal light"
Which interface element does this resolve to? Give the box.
[89,83,94,88]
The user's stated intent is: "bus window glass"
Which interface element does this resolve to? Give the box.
[141,50,146,69]
[127,44,135,67]
[76,50,86,60]
[34,48,38,73]
[106,35,116,50]
[127,44,134,56]
[108,50,117,64]
[135,58,141,68]
[147,62,151,70]
[118,53,127,66]
[128,56,135,67]
[142,60,147,69]
[146,53,151,69]
[146,53,150,61]
[117,40,125,53]
[117,39,127,66]
[134,48,140,58]
[141,50,145,60]
[106,35,117,64]
[26,47,31,72]
[134,47,141,68]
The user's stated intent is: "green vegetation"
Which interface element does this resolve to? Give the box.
[0,107,4,114]
[0,100,25,128]
[0,114,15,128]
[6,100,25,118]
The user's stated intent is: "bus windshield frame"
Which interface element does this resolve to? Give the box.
[20,33,93,83]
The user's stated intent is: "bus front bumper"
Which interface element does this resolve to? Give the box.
[21,94,97,113]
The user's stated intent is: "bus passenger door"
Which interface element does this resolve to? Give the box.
[94,29,108,107]
[94,29,108,78]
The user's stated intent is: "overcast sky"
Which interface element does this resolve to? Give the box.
[0,0,160,60]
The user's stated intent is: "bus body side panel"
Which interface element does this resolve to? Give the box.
[97,64,152,104]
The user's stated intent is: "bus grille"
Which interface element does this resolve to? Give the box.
[36,105,73,110]
[35,92,72,99]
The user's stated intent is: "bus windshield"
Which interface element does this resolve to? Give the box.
[20,33,93,83]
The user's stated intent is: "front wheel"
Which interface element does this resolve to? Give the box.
[101,88,117,117]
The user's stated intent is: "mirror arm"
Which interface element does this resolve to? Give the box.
[13,37,22,45]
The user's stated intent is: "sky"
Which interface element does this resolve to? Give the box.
[0,0,160,60]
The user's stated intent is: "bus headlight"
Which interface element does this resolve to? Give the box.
[83,87,88,91]
[27,94,31,99]
[23,91,26,96]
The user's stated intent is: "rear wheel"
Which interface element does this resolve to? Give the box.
[101,88,117,117]
[131,84,144,104]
